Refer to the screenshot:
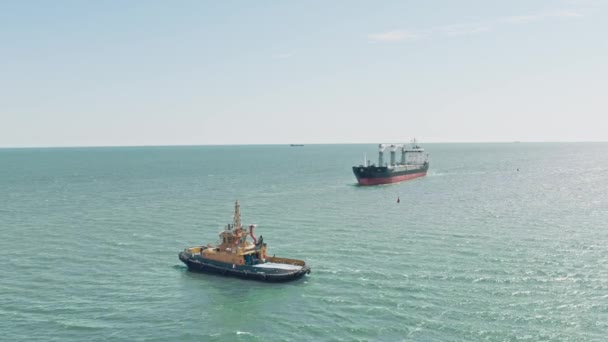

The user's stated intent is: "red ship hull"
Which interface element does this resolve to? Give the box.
[356,171,427,186]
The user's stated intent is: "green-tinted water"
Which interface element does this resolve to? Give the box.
[1,143,607,341]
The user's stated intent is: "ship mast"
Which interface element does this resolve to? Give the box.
[233,200,241,229]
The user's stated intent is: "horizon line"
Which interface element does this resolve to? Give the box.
[1,140,607,149]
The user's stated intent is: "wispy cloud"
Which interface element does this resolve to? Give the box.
[366,24,486,42]
[546,10,585,17]
[366,30,422,42]
[501,10,584,24]
[272,52,294,59]
[500,14,541,24]
[367,8,584,42]
[433,23,490,36]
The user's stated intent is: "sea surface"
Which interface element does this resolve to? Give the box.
[1,143,607,341]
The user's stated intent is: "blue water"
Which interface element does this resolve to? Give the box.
[1,143,607,341]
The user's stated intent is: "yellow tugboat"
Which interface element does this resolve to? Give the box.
[178,200,311,282]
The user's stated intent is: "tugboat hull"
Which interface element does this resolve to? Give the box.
[179,251,311,283]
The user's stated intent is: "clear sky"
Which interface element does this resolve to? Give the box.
[1,0,607,147]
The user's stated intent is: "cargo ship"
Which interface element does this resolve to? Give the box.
[352,139,429,186]
[179,200,311,282]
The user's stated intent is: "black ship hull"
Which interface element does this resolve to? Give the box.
[179,251,311,283]
[352,162,429,186]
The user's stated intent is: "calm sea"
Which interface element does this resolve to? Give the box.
[1,143,607,341]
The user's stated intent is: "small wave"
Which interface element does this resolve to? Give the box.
[113,241,134,246]
[236,331,253,336]
[56,319,109,330]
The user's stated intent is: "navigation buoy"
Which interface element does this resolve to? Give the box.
[397,196,400,204]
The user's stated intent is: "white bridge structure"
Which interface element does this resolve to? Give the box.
[372,139,428,168]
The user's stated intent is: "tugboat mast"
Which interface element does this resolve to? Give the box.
[233,200,241,229]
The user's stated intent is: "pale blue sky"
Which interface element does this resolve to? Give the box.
[1,0,607,147]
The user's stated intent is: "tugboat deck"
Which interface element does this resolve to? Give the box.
[252,263,303,271]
